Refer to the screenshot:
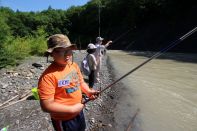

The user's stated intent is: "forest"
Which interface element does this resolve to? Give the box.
[0,0,197,68]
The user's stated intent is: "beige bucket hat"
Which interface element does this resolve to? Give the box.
[46,34,77,53]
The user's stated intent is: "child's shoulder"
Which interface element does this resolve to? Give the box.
[41,63,56,77]
[71,62,79,68]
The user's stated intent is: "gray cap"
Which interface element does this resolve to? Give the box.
[96,37,104,42]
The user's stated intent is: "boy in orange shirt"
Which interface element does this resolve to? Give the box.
[38,34,99,131]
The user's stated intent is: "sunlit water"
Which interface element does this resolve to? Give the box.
[108,50,197,131]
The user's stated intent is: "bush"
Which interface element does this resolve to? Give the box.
[0,27,47,69]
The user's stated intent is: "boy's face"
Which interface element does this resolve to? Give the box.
[51,48,72,65]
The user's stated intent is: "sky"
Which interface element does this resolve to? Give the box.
[0,0,90,12]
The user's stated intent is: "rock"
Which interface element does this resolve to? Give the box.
[39,67,44,70]
[26,72,33,77]
[6,70,14,74]
[16,120,20,125]
[32,63,43,68]
[26,77,31,80]
[13,73,19,77]
[1,89,6,93]
[7,76,11,78]
[89,118,95,124]
[98,103,102,107]
[108,124,112,127]
[1,83,8,89]
[9,82,13,86]
[85,106,90,111]
[30,69,36,74]
[109,95,114,99]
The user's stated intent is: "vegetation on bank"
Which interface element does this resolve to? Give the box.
[0,0,196,68]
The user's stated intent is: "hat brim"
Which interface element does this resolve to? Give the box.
[46,44,77,53]
[87,47,97,50]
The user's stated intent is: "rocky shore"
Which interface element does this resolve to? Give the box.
[0,51,120,131]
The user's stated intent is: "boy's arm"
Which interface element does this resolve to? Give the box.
[38,74,84,114]
[40,98,84,114]
[80,82,92,96]
[80,82,99,99]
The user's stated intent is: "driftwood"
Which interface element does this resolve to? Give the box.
[19,90,31,99]
[126,108,140,131]
[0,95,19,107]
[0,90,32,110]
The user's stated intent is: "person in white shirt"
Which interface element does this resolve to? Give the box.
[87,43,97,88]
[94,37,112,82]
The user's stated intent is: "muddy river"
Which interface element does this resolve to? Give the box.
[108,50,197,131]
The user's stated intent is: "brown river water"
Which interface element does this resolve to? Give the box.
[108,50,197,131]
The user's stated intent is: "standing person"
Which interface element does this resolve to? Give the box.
[38,34,99,131]
[94,37,112,82]
[86,43,97,88]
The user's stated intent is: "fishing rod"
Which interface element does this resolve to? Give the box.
[112,28,133,44]
[83,26,197,104]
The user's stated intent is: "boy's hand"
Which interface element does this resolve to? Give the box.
[88,89,100,100]
[72,103,84,114]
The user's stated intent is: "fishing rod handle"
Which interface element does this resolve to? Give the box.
[82,98,91,104]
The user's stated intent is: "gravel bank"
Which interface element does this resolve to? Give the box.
[0,51,119,131]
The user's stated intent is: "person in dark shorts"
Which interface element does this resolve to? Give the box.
[38,34,99,131]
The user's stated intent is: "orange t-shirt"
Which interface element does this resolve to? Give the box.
[38,62,85,120]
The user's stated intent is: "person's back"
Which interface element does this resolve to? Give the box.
[86,43,97,88]
[87,53,97,71]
